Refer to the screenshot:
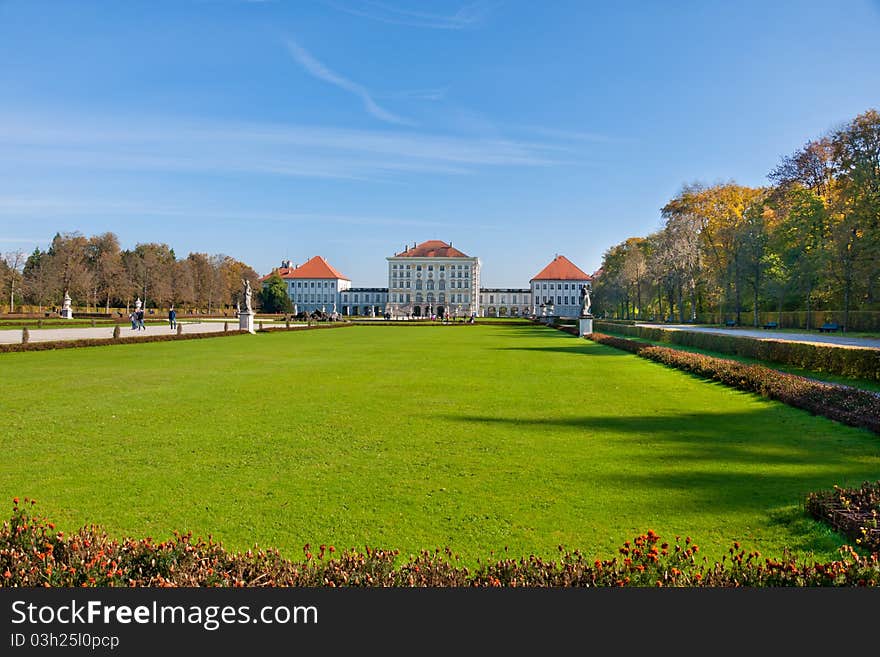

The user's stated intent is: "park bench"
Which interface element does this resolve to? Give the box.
[762,322,778,329]
[819,323,840,333]
[725,320,736,327]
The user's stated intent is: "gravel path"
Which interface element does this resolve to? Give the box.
[0,321,231,344]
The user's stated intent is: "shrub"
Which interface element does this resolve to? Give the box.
[1,500,877,587]
[807,482,880,554]
[587,333,880,434]
[593,322,880,381]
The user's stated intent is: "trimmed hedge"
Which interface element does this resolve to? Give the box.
[256,322,354,333]
[587,332,880,434]
[2,500,877,587]
[0,329,250,354]
[807,482,880,554]
[594,321,880,381]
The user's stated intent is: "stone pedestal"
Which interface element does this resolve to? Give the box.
[579,316,593,336]
[60,291,73,319]
[239,311,255,334]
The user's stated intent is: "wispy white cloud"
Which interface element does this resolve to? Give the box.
[0,110,571,182]
[324,0,499,30]
[0,196,500,230]
[285,38,411,125]
[382,87,449,102]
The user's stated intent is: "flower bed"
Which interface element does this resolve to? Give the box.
[593,321,880,381]
[586,332,880,434]
[1,500,877,587]
[807,482,880,554]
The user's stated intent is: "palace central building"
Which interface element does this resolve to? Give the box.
[386,240,481,318]
[266,240,592,319]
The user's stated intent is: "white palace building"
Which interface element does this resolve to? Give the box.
[264,240,592,318]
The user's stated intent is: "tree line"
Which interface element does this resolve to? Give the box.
[1,232,261,315]
[593,109,880,331]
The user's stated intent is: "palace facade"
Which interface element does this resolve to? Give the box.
[264,241,592,318]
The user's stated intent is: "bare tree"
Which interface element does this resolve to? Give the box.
[3,250,25,313]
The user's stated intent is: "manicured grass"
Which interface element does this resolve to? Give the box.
[1,324,878,565]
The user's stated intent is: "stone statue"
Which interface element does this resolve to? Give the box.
[135,297,142,312]
[580,285,592,317]
[242,279,253,313]
[61,290,73,319]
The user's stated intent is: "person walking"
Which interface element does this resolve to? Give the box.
[168,306,177,330]
[137,307,145,330]
[129,311,137,330]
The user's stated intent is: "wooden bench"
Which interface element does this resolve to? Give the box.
[818,323,840,333]
[762,322,778,329]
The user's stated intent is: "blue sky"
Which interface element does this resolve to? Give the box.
[1,0,878,287]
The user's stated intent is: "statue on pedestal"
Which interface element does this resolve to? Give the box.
[61,290,73,319]
[580,286,592,317]
[242,279,253,314]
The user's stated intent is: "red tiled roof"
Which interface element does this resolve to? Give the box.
[394,240,470,258]
[530,255,592,281]
[262,256,349,281]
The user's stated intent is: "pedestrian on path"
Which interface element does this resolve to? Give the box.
[169,306,177,330]
[129,311,137,330]
[137,308,145,330]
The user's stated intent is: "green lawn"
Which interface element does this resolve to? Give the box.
[1,324,878,564]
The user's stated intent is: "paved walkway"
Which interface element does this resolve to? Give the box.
[639,324,880,349]
[0,321,233,344]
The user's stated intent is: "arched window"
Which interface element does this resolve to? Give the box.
[439,280,445,290]
[416,293,423,303]
[427,280,434,290]
[416,280,423,290]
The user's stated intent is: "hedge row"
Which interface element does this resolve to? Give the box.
[586,332,880,434]
[807,482,880,554]
[593,321,880,381]
[0,328,249,354]
[256,322,354,333]
[2,500,877,587]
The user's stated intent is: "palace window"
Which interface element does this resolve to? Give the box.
[416,280,423,290]
[439,280,445,290]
